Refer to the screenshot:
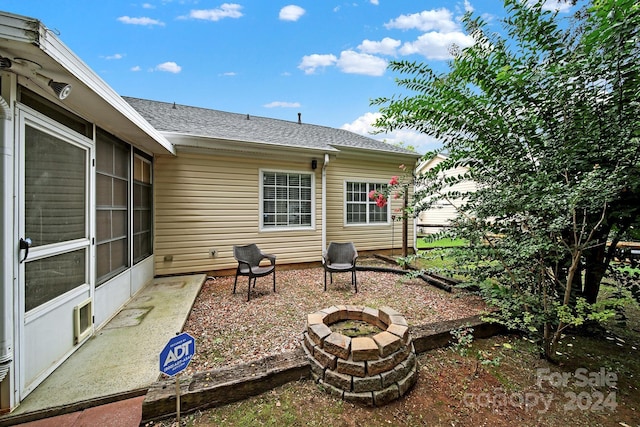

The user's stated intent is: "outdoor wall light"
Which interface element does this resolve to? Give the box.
[0,55,11,69]
[0,54,72,100]
[311,159,318,170]
[45,78,72,100]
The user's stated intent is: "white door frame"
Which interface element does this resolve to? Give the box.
[14,104,95,399]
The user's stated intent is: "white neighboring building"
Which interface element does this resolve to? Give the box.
[415,153,476,235]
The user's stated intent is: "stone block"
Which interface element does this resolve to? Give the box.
[380,363,406,388]
[388,345,410,368]
[313,346,337,370]
[398,366,418,397]
[403,351,417,372]
[325,369,352,391]
[372,331,402,357]
[343,391,374,406]
[389,315,408,327]
[346,305,364,320]
[311,368,324,383]
[333,305,349,320]
[303,333,316,354]
[337,358,366,377]
[320,306,342,324]
[307,312,325,326]
[386,323,409,343]
[308,356,326,380]
[353,375,382,393]
[324,332,351,359]
[362,307,382,327]
[351,337,379,362]
[373,384,399,406]
[308,323,332,347]
[318,380,344,399]
[367,353,397,376]
[378,306,402,325]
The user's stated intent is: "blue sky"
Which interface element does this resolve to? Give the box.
[3,1,577,153]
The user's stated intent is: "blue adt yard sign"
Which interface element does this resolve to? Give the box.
[160,332,195,376]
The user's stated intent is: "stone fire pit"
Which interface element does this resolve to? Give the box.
[302,305,417,406]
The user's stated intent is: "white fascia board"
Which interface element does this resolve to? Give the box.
[167,132,340,156]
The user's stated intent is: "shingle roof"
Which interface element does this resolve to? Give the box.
[124,97,418,156]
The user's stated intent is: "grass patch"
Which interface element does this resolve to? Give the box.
[416,237,468,249]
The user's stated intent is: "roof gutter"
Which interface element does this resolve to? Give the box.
[322,153,330,252]
[0,94,13,371]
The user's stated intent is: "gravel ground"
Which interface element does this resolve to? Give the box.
[181,258,486,375]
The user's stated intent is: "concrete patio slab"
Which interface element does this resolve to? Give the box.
[2,274,205,424]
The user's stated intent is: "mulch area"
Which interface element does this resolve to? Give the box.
[181,257,487,375]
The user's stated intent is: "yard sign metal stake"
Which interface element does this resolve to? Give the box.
[159,332,196,425]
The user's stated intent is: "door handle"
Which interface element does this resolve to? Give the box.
[19,237,32,263]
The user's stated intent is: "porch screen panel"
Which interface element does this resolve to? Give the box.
[96,130,130,285]
[24,126,86,246]
[24,125,87,311]
[133,154,152,263]
[25,249,86,312]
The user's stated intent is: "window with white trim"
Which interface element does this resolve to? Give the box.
[346,181,389,224]
[262,171,313,228]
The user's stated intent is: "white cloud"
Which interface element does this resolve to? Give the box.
[527,0,574,12]
[155,62,182,73]
[279,5,305,21]
[131,65,142,72]
[341,112,381,135]
[117,16,165,26]
[188,4,243,21]
[220,71,237,76]
[104,53,124,60]
[400,31,474,60]
[384,8,458,32]
[358,37,401,56]
[463,0,474,13]
[341,112,442,154]
[337,50,387,76]
[264,101,301,108]
[370,0,379,4]
[142,3,154,9]
[298,54,337,74]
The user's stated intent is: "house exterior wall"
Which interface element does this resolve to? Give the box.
[325,153,414,252]
[153,151,323,276]
[416,155,476,234]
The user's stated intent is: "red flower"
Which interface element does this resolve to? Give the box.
[375,194,387,208]
[389,176,399,185]
[368,189,377,200]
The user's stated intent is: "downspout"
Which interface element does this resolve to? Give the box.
[0,95,12,374]
[321,153,329,251]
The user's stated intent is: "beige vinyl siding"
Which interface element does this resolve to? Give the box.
[325,153,414,252]
[154,152,322,275]
[416,156,476,234]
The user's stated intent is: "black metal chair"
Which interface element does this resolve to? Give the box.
[233,244,276,301]
[322,242,358,293]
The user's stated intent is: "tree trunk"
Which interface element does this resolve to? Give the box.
[583,225,612,304]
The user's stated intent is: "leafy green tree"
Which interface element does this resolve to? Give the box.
[373,0,640,360]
